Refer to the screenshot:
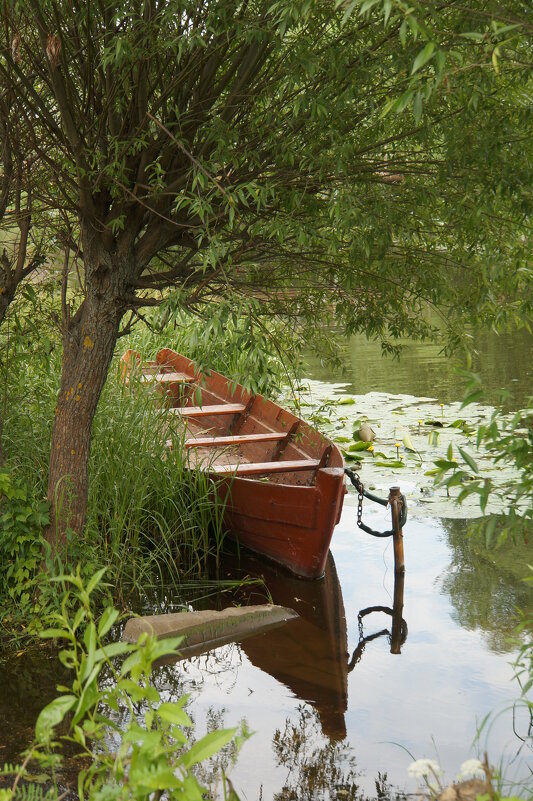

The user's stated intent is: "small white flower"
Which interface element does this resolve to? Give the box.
[408,759,442,780]
[458,759,485,779]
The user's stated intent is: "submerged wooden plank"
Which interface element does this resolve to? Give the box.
[122,604,298,659]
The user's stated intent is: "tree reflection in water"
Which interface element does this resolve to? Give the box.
[440,518,532,653]
[271,706,406,801]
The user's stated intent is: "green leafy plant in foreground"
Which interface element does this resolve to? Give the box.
[1,568,246,801]
[0,468,49,610]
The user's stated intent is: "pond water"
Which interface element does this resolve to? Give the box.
[1,329,531,799]
[305,326,533,409]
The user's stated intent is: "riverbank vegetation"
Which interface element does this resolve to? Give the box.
[0,295,287,642]
[0,0,532,796]
[1,0,531,550]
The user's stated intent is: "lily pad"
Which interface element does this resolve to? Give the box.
[348,441,372,452]
[283,381,523,520]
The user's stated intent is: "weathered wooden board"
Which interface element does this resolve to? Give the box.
[122,603,298,660]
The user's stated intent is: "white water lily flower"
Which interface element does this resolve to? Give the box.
[458,759,485,779]
[408,759,442,779]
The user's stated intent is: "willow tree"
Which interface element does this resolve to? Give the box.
[0,86,51,463]
[0,0,530,546]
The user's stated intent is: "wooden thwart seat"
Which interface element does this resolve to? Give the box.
[211,459,320,476]
[170,403,246,417]
[185,432,286,448]
[141,371,195,384]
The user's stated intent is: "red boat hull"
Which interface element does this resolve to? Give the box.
[215,467,345,578]
[122,348,346,578]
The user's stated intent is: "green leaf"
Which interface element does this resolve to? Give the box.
[411,42,435,74]
[458,446,479,473]
[81,622,97,682]
[72,671,100,726]
[399,19,407,47]
[35,695,77,743]
[93,641,134,664]
[86,567,107,595]
[157,702,193,727]
[348,441,372,452]
[413,91,423,123]
[461,389,484,407]
[180,728,237,769]
[40,628,73,641]
[402,434,416,452]
[98,607,120,638]
[459,31,485,41]
[484,516,497,547]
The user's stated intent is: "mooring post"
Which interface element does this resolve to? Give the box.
[389,486,405,575]
[390,570,405,654]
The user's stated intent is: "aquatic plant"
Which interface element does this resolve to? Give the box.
[431,376,532,546]
[0,568,247,801]
[407,755,529,801]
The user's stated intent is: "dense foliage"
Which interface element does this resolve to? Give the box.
[0,568,247,801]
[1,0,531,541]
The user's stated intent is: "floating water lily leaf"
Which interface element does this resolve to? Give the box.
[348,441,372,452]
[428,431,440,446]
[402,434,416,452]
[284,381,522,520]
[449,419,475,436]
[334,436,351,443]
[337,397,356,405]
[343,451,362,463]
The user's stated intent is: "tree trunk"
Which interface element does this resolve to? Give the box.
[0,272,19,468]
[46,230,129,551]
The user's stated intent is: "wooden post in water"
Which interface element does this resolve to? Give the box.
[390,570,405,654]
[388,486,405,575]
[389,486,405,654]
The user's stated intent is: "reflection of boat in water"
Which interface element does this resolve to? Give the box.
[217,546,407,741]
[222,548,348,741]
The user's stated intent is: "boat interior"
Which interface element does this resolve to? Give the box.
[124,349,342,486]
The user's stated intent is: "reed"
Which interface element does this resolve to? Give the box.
[84,372,231,590]
[1,336,230,607]
[1,300,291,613]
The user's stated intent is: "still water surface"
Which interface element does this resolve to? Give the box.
[1,330,532,798]
[305,327,533,408]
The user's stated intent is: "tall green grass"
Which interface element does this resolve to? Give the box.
[86,373,230,590]
[1,297,291,616]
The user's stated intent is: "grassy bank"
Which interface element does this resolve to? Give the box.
[0,297,292,641]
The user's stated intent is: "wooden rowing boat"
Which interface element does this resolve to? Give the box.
[120,347,346,579]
